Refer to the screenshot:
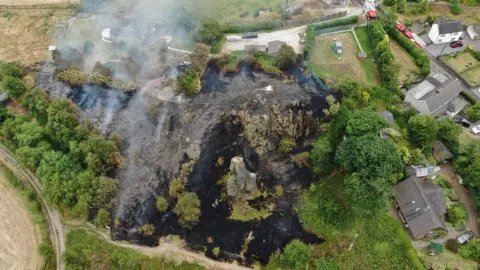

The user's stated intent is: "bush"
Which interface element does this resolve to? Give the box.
[168,178,185,198]
[212,247,220,257]
[461,91,478,105]
[446,239,460,253]
[176,69,201,96]
[156,196,169,213]
[292,152,310,168]
[446,204,467,227]
[0,63,22,79]
[195,20,223,49]
[95,208,111,228]
[275,44,296,70]
[139,223,155,236]
[312,16,359,33]
[450,3,462,14]
[2,76,25,97]
[56,69,136,91]
[279,138,295,153]
[38,243,54,257]
[173,192,201,228]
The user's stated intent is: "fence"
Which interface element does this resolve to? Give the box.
[316,23,366,35]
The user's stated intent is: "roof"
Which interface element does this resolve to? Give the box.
[437,20,463,35]
[406,72,463,114]
[335,41,343,47]
[447,96,468,113]
[376,111,394,124]
[394,177,447,239]
[268,40,287,55]
[432,140,453,162]
[245,44,267,52]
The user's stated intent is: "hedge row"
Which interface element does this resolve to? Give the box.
[471,49,480,61]
[56,70,137,91]
[312,16,359,33]
[222,21,278,33]
[387,28,430,77]
[371,21,399,91]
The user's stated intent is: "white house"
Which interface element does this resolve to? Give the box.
[428,19,463,44]
[467,25,480,40]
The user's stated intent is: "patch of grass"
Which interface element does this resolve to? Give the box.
[354,27,379,85]
[462,66,480,86]
[254,52,282,76]
[441,52,480,74]
[399,5,480,25]
[229,200,273,221]
[311,32,374,86]
[390,39,421,83]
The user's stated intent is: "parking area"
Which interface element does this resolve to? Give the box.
[423,31,480,57]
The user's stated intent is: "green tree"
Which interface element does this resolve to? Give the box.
[466,103,480,122]
[156,196,169,213]
[310,136,334,176]
[408,115,438,147]
[345,108,388,137]
[383,0,396,6]
[38,243,54,257]
[315,258,340,270]
[280,240,311,270]
[328,105,350,147]
[279,138,295,153]
[446,204,467,227]
[397,0,407,14]
[460,239,480,260]
[95,208,111,228]
[177,69,201,96]
[0,63,22,79]
[3,76,26,97]
[173,192,201,228]
[275,44,296,70]
[454,141,480,208]
[46,99,79,147]
[450,3,462,15]
[418,0,430,13]
[195,20,223,47]
[22,88,50,125]
[336,134,403,183]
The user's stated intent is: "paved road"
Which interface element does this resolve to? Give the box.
[0,146,65,270]
[223,7,363,54]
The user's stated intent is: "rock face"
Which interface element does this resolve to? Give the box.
[232,103,317,154]
[227,156,258,200]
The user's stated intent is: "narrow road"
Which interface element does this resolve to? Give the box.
[0,146,65,270]
[440,163,480,236]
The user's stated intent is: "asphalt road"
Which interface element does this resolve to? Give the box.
[0,146,65,270]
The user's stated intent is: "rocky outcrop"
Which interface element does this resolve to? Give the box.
[231,103,317,154]
[227,156,257,201]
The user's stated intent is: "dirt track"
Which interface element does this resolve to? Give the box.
[0,175,41,270]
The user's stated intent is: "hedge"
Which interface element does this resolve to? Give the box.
[56,69,137,91]
[460,91,477,105]
[222,21,277,33]
[370,21,399,91]
[312,16,359,33]
[386,27,430,77]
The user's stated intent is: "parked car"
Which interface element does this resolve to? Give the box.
[241,32,258,39]
[454,116,472,128]
[403,31,413,39]
[457,231,475,244]
[450,40,464,48]
[396,23,407,32]
[472,125,480,134]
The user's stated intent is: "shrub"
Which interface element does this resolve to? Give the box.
[466,103,480,121]
[139,223,155,236]
[446,239,460,253]
[275,44,296,70]
[168,179,185,198]
[95,208,111,228]
[0,63,22,79]
[292,152,310,168]
[176,69,201,96]
[446,204,467,227]
[279,138,295,153]
[173,192,201,228]
[2,76,26,97]
[450,3,462,14]
[212,247,220,257]
[195,20,223,49]
[56,70,136,91]
[38,243,54,257]
[156,196,169,213]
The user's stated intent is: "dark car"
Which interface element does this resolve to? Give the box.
[241,32,258,39]
[450,40,464,48]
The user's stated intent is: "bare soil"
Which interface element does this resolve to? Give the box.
[0,172,41,270]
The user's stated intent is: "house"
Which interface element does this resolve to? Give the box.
[285,1,303,15]
[334,41,343,54]
[245,44,267,53]
[432,140,453,162]
[404,72,466,116]
[393,177,447,239]
[446,96,468,117]
[467,25,480,40]
[267,40,286,55]
[428,19,463,44]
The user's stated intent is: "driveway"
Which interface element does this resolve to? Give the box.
[424,31,480,57]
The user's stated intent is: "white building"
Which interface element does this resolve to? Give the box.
[467,25,480,40]
[428,19,463,44]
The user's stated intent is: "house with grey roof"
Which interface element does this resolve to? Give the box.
[267,40,287,55]
[404,72,466,116]
[432,140,453,162]
[393,177,447,239]
[377,111,394,125]
[428,19,463,44]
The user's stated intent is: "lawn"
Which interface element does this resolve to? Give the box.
[311,32,377,86]
[390,39,421,83]
[0,7,74,64]
[354,27,379,85]
[441,52,480,86]
[461,66,480,86]
[400,5,480,25]
[419,248,478,269]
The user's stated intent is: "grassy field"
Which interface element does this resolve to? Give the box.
[311,32,376,86]
[354,27,379,85]
[390,39,421,83]
[0,7,74,64]
[441,52,480,86]
[400,5,480,25]
[419,248,478,269]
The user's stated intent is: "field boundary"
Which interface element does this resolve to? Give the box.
[438,57,478,88]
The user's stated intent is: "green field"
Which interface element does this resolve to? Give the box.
[354,27,379,85]
[441,52,480,86]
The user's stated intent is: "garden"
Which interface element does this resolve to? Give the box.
[441,50,480,87]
